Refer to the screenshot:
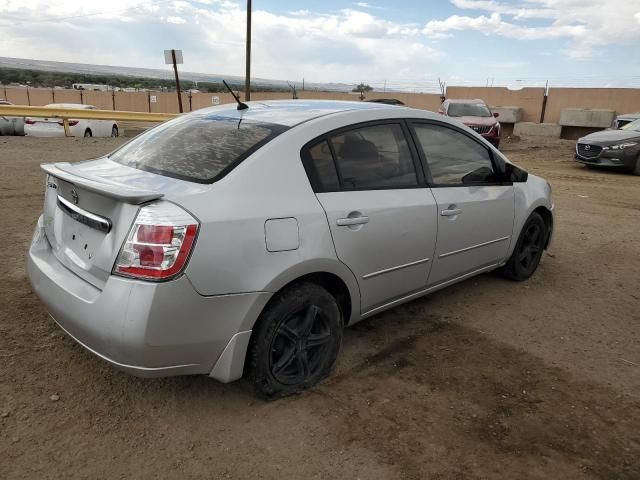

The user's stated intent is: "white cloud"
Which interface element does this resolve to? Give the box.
[166,15,186,24]
[428,0,640,58]
[0,1,440,84]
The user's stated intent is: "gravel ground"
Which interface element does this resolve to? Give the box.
[1,136,639,479]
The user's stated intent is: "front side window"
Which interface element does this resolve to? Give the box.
[110,115,288,183]
[328,123,418,189]
[412,123,498,186]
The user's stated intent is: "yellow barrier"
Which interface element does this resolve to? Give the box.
[0,105,178,136]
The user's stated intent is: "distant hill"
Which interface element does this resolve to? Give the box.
[0,57,353,92]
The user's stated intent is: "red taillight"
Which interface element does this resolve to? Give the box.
[25,118,35,125]
[113,203,199,281]
[137,224,174,244]
[57,120,79,126]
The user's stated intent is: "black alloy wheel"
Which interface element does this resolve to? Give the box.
[499,212,547,281]
[270,304,333,385]
[248,283,343,399]
[517,221,545,274]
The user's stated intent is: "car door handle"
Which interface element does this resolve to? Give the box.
[441,208,462,217]
[336,216,370,226]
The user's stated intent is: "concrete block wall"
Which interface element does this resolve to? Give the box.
[490,106,522,124]
[559,108,615,128]
[447,87,544,122]
[3,85,640,130]
[545,88,640,124]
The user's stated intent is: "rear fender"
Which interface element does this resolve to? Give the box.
[262,258,362,326]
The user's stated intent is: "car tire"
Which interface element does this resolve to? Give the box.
[247,283,343,400]
[84,129,92,138]
[499,212,547,282]
[111,125,119,137]
[633,156,640,176]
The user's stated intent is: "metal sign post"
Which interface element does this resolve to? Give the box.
[164,49,184,113]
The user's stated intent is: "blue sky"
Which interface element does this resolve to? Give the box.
[1,0,639,90]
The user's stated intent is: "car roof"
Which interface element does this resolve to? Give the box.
[45,103,93,109]
[191,100,401,127]
[617,112,640,119]
[444,98,487,105]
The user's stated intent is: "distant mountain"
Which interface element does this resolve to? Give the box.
[0,57,354,92]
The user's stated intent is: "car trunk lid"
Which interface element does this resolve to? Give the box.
[41,161,166,290]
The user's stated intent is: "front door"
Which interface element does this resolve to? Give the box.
[302,122,438,313]
[409,121,515,286]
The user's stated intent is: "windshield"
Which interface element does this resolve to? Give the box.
[621,119,640,131]
[110,115,288,183]
[448,103,492,117]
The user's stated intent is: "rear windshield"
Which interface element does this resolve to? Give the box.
[448,103,491,117]
[109,115,288,183]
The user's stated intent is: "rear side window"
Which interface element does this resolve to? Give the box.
[110,115,288,183]
[331,124,418,189]
[307,141,340,191]
[303,123,419,191]
[412,123,497,185]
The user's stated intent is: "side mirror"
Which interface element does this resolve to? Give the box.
[462,166,495,184]
[493,112,500,118]
[505,163,528,182]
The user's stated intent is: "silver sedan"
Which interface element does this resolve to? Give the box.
[28,100,554,398]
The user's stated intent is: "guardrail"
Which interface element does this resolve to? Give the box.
[0,105,178,136]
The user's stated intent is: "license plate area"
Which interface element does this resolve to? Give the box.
[59,213,106,266]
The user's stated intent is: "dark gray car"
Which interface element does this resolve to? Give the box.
[575,119,640,175]
[0,100,25,136]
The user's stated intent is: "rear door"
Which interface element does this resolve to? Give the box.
[302,121,438,313]
[409,121,515,286]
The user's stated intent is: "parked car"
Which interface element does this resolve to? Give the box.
[28,100,554,399]
[0,99,25,136]
[439,98,501,147]
[612,112,640,130]
[575,118,640,175]
[24,103,118,138]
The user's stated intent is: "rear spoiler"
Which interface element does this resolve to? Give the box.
[41,163,163,205]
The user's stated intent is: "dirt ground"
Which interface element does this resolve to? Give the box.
[1,136,639,479]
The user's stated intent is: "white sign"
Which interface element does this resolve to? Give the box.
[212,96,220,105]
[150,95,157,103]
[164,49,183,64]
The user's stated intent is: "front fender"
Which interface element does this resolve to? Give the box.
[509,177,554,258]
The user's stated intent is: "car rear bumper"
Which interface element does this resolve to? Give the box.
[24,125,67,137]
[27,216,270,381]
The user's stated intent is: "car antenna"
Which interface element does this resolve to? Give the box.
[222,80,249,110]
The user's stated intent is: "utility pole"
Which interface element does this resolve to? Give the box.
[540,80,549,123]
[171,49,183,113]
[245,0,252,101]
